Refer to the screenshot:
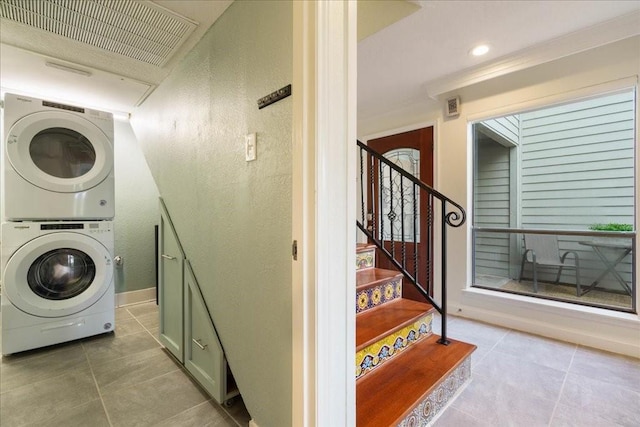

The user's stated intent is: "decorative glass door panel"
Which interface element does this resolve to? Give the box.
[380,148,420,243]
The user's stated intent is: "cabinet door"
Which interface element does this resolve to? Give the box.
[184,260,227,404]
[158,200,185,362]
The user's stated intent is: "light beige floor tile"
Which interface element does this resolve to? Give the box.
[115,306,134,321]
[92,347,181,395]
[101,370,209,427]
[550,402,625,427]
[0,340,81,364]
[570,345,640,393]
[115,317,146,337]
[493,330,576,372]
[559,373,640,426]
[82,330,160,365]
[155,400,237,427]
[136,311,160,330]
[451,375,556,426]
[473,350,566,401]
[0,369,100,426]
[29,399,110,427]
[126,301,159,318]
[445,317,509,364]
[0,343,90,393]
[432,407,492,426]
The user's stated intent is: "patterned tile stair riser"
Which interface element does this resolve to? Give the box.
[397,358,472,427]
[356,314,433,379]
[356,249,375,271]
[356,279,402,313]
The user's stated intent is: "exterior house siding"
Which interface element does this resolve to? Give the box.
[474,138,512,279]
[519,90,635,289]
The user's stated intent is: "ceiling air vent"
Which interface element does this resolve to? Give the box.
[0,0,198,67]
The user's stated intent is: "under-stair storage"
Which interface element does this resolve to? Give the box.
[158,200,185,362]
[158,198,238,405]
[355,244,476,426]
[184,260,239,404]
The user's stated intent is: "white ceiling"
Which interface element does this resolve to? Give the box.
[359,0,640,121]
[1,0,639,119]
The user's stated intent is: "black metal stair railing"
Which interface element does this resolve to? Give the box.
[357,140,466,345]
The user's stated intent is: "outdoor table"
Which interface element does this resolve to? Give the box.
[578,240,632,296]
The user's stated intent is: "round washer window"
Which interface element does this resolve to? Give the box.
[27,248,96,300]
[29,127,96,178]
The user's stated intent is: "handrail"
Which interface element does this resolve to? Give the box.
[357,140,466,345]
[359,142,467,224]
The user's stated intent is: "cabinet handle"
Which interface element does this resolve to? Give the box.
[161,254,177,260]
[192,338,208,350]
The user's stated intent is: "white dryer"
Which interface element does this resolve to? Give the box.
[1,93,114,221]
[1,221,115,355]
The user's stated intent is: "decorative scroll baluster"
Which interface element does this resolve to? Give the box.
[369,155,376,236]
[400,175,406,270]
[439,202,449,345]
[379,160,384,243]
[389,165,395,259]
[413,182,418,284]
[360,147,365,226]
[427,194,433,293]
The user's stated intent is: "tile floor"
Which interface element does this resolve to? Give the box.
[1,302,639,427]
[432,315,640,427]
[0,301,251,427]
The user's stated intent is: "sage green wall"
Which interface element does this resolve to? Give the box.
[113,120,159,294]
[130,2,293,426]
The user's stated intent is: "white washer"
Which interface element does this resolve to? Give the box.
[1,93,114,221]
[1,221,115,355]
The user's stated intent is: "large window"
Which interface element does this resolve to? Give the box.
[472,89,636,312]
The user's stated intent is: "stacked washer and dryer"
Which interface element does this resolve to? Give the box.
[1,93,116,355]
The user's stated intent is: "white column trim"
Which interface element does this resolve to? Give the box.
[292,2,316,425]
[292,1,357,426]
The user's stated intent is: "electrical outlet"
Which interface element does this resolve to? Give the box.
[245,133,257,161]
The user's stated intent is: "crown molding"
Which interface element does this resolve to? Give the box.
[424,10,640,99]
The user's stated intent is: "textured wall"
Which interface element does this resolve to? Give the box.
[130,2,293,426]
[113,120,159,294]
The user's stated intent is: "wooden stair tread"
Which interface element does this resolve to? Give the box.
[356,267,402,289]
[356,334,476,427]
[356,299,434,350]
[356,243,376,253]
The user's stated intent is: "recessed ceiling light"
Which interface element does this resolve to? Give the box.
[470,44,490,57]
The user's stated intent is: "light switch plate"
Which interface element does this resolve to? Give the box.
[245,133,257,161]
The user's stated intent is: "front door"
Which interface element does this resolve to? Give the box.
[368,127,434,301]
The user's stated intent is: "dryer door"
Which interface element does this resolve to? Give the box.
[3,233,113,317]
[5,111,113,193]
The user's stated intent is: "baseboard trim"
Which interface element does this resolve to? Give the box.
[115,287,156,307]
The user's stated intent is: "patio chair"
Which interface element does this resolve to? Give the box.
[519,234,581,295]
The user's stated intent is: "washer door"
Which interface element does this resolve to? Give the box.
[3,233,113,317]
[5,111,113,193]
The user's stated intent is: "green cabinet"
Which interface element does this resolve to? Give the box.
[157,199,238,405]
[184,261,239,404]
[158,200,185,362]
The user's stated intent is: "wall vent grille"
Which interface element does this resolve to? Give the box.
[0,0,198,67]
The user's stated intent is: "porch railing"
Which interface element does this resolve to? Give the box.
[357,141,466,345]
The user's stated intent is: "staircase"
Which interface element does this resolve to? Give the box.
[355,243,476,426]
